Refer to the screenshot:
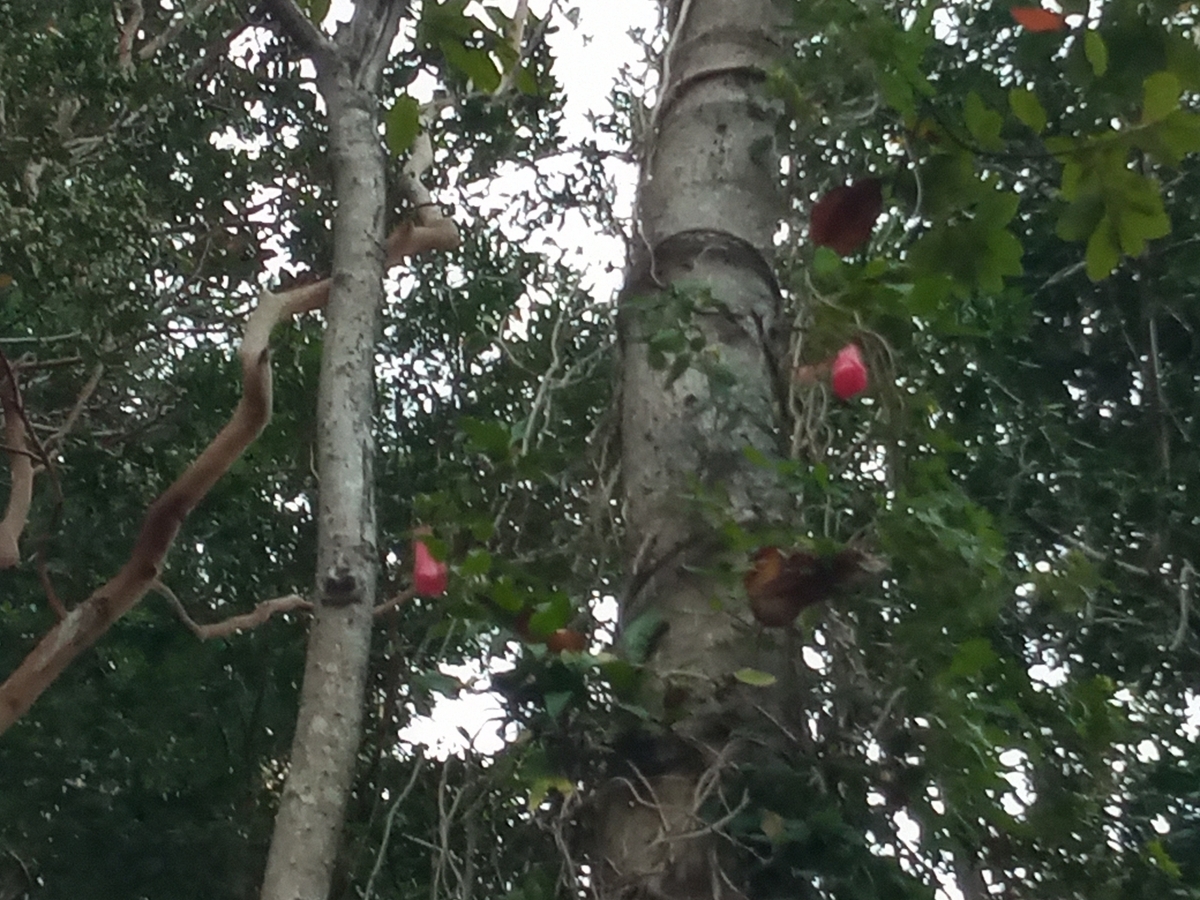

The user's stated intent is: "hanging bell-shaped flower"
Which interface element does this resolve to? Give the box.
[413,530,449,597]
[831,343,869,400]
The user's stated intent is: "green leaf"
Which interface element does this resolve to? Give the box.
[907,275,952,317]
[527,775,574,810]
[1137,109,1200,166]
[1146,839,1182,879]
[1056,192,1104,242]
[441,40,502,92]
[1084,30,1108,77]
[1085,222,1120,281]
[297,0,331,26]
[462,548,493,576]
[461,417,512,458]
[543,691,573,719]
[620,611,665,663]
[528,592,573,635]
[1142,71,1181,124]
[1009,87,1046,134]
[734,668,778,687]
[945,637,997,679]
[812,245,843,277]
[385,94,421,156]
[963,91,1004,149]
[514,66,539,96]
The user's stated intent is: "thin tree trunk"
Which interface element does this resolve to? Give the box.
[597,0,785,898]
[260,3,403,898]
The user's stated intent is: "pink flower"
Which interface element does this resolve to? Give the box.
[413,531,448,597]
[831,343,868,400]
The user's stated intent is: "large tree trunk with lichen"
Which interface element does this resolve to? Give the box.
[259,4,402,899]
[595,1,786,899]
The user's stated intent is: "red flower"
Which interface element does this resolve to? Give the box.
[811,178,883,256]
[831,343,868,400]
[1010,6,1068,32]
[413,530,448,597]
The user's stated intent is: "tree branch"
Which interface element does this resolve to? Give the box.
[264,0,334,57]
[0,360,33,569]
[115,0,145,76]
[137,0,224,62]
[0,195,457,733]
[152,581,313,639]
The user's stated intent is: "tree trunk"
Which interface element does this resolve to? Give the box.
[260,5,401,898]
[597,0,785,898]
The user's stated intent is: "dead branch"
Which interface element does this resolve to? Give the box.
[152,580,312,639]
[0,210,458,735]
[0,360,33,569]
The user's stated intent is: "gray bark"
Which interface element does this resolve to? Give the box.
[260,3,403,899]
[598,0,786,898]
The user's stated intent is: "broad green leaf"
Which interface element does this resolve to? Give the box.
[528,775,574,810]
[543,691,572,719]
[1115,206,1170,256]
[514,66,539,95]
[1009,87,1046,134]
[461,416,512,458]
[734,668,777,687]
[945,637,997,679]
[1085,222,1120,281]
[1142,71,1181,124]
[907,275,953,317]
[441,40,502,92]
[620,610,665,663]
[491,576,523,612]
[1084,30,1108,77]
[527,591,573,635]
[1056,192,1104,241]
[964,91,1004,149]
[297,0,331,26]
[462,548,493,576]
[1146,839,1182,879]
[1136,109,1200,166]
[385,94,421,156]
[976,189,1020,228]
[813,245,843,277]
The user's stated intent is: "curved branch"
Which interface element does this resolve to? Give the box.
[0,206,456,734]
[153,581,313,639]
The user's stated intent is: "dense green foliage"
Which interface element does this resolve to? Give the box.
[2,1,1200,899]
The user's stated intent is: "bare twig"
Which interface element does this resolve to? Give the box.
[1171,561,1193,652]
[372,586,416,616]
[364,755,427,900]
[45,363,104,456]
[138,0,224,62]
[152,581,313,639]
